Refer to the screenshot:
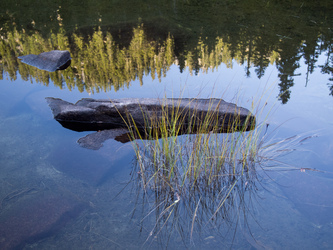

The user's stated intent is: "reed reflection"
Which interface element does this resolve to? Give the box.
[129,131,267,248]
[127,119,317,248]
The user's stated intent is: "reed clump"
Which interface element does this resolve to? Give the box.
[125,97,263,196]
[121,97,268,244]
[121,96,317,246]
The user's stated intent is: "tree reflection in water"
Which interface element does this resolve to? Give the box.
[1,1,332,103]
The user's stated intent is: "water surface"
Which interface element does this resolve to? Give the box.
[1,1,333,249]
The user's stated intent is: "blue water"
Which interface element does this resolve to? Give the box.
[0,53,333,249]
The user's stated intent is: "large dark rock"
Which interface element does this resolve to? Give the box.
[46,97,256,149]
[18,50,71,72]
[46,97,255,131]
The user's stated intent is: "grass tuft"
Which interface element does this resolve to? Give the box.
[120,94,316,246]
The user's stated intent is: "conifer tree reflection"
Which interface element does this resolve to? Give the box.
[319,38,333,96]
[276,41,301,104]
[1,0,333,102]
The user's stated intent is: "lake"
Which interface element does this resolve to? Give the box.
[1,0,333,249]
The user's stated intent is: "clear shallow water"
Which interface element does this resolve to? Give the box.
[0,56,332,249]
[1,1,333,249]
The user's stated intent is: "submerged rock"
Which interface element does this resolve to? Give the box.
[18,50,71,72]
[0,190,87,249]
[46,97,256,149]
[77,129,131,150]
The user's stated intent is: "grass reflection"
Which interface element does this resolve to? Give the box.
[124,95,318,247]
[124,96,259,247]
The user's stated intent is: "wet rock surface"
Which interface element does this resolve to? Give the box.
[46,97,254,131]
[18,50,71,72]
[46,97,255,150]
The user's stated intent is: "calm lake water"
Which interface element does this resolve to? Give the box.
[1,1,333,249]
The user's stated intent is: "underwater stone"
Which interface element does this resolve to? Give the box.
[18,50,71,72]
[0,193,86,249]
[46,97,255,133]
[77,129,131,150]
